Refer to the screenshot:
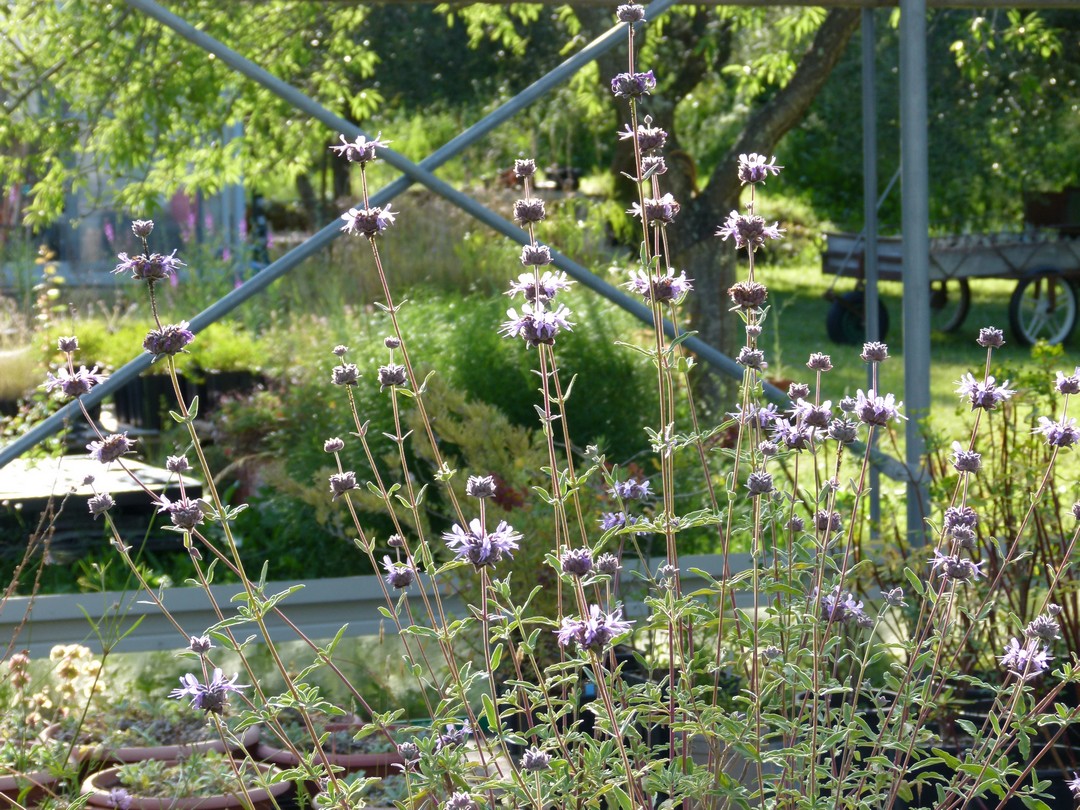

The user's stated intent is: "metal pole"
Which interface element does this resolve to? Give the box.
[899,0,931,542]
[862,7,882,534]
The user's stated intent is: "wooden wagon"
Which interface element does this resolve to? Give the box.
[821,230,1080,346]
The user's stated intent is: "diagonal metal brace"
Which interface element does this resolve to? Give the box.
[3,0,908,483]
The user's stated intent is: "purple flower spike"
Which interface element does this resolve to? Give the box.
[815,586,871,628]
[514,159,537,179]
[87,433,135,464]
[169,667,247,714]
[618,118,667,153]
[611,70,656,99]
[507,271,572,304]
[616,4,645,23]
[770,418,815,452]
[377,363,408,389]
[556,605,633,651]
[737,153,783,185]
[340,205,396,238]
[1069,774,1080,799]
[955,373,1016,411]
[113,250,185,282]
[156,495,208,530]
[519,242,553,268]
[951,441,982,474]
[443,518,521,569]
[143,322,195,358]
[628,193,680,227]
[43,365,105,399]
[443,793,479,810]
[716,211,784,251]
[745,470,774,497]
[853,389,906,426]
[500,303,574,348]
[1054,369,1080,395]
[977,326,1005,348]
[88,493,115,519]
[329,132,390,165]
[999,637,1052,682]
[109,787,133,810]
[1034,416,1080,448]
[513,198,546,225]
[465,475,497,499]
[626,269,693,304]
[609,477,652,501]
[931,550,985,583]
[560,547,594,577]
[329,471,358,500]
[382,555,416,589]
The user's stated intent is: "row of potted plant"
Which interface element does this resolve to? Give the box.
[1,647,408,809]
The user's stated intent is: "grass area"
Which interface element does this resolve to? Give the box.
[759,261,1074,443]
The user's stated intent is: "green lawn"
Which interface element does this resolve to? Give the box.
[757,260,1075,445]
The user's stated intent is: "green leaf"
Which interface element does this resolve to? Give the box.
[490,643,503,671]
[482,692,498,731]
[609,785,633,810]
[904,567,926,596]
[932,747,961,770]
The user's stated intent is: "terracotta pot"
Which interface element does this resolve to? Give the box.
[255,715,403,779]
[0,765,62,806]
[81,761,290,810]
[45,723,260,768]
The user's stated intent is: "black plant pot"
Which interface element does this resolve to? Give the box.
[894,737,1080,810]
[113,373,193,430]
[195,369,264,411]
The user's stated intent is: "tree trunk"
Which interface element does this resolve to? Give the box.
[577,6,860,403]
[680,9,861,402]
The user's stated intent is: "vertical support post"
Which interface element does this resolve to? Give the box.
[861,7,881,535]
[899,0,931,543]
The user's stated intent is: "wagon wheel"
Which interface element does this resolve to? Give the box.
[1008,271,1078,346]
[825,290,890,345]
[929,278,971,333]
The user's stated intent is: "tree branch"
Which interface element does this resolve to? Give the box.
[695,7,861,232]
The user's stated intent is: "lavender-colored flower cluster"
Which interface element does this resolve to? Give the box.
[629,193,680,227]
[507,271,572,304]
[143,321,195,358]
[556,605,633,651]
[625,269,693,304]
[955,373,1016,411]
[715,211,784,251]
[329,132,389,165]
[340,205,396,238]
[610,70,656,98]
[500,303,574,348]
[169,668,247,714]
[443,519,522,569]
[999,637,1052,681]
[816,586,873,629]
[113,250,185,282]
[43,365,104,399]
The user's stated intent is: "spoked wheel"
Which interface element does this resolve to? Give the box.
[1008,272,1078,346]
[929,278,971,333]
[825,290,890,345]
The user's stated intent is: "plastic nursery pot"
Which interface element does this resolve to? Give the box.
[255,714,404,779]
[81,761,290,810]
[44,722,260,769]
